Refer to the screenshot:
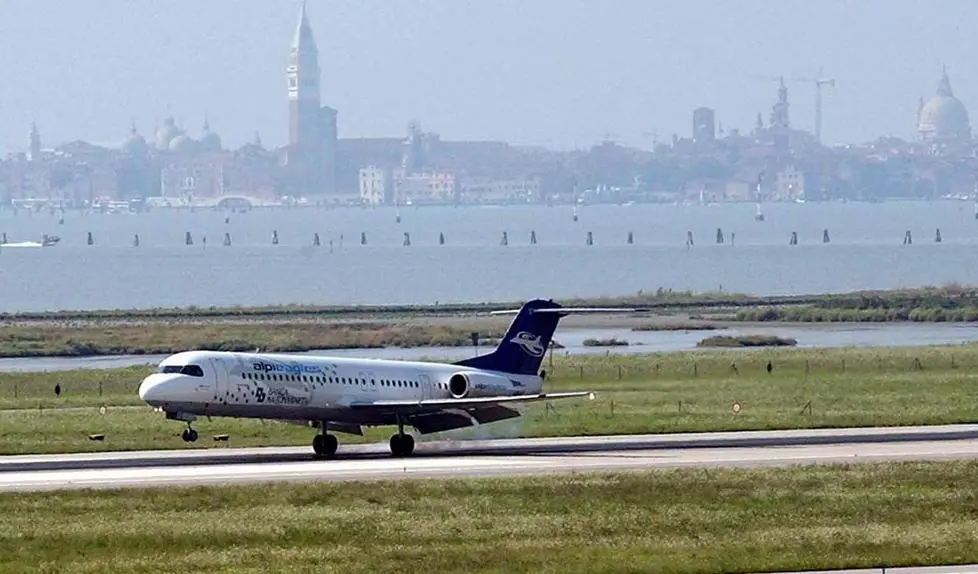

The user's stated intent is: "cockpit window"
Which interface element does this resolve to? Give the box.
[159,364,204,377]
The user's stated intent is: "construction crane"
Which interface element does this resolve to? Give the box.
[787,67,835,145]
[753,68,836,144]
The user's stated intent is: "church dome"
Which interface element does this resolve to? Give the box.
[918,67,971,142]
[168,134,196,153]
[155,114,182,150]
[122,122,148,156]
[198,117,222,152]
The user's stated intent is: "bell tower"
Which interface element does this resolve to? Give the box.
[288,0,321,152]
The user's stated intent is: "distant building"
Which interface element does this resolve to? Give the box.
[394,170,457,204]
[692,107,716,147]
[359,166,394,205]
[459,177,541,203]
[917,66,971,144]
[282,2,339,197]
[768,78,791,150]
[774,166,804,200]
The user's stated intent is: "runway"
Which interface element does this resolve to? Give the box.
[3,424,978,492]
[766,566,978,574]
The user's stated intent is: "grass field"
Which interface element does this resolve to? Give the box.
[2,343,978,454]
[0,322,505,358]
[1,461,977,573]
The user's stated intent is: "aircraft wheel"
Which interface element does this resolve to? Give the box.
[389,434,415,457]
[313,434,338,459]
[181,428,198,443]
[401,434,415,456]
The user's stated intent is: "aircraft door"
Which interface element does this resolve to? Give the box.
[360,371,377,393]
[419,374,432,400]
[210,358,229,401]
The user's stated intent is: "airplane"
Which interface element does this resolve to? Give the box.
[137,298,637,459]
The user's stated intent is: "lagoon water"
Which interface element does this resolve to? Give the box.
[2,200,978,312]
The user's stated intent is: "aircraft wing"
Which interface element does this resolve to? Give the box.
[345,392,594,435]
[347,391,591,410]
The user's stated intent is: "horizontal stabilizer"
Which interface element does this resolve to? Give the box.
[489,306,648,316]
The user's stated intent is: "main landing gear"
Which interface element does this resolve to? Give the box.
[312,424,339,459]
[181,426,198,443]
[389,415,415,457]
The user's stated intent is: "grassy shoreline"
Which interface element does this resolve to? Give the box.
[3,343,978,454]
[0,284,976,359]
[4,284,978,324]
[0,322,506,359]
[2,462,977,573]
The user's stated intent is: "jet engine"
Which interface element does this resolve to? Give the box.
[448,372,514,399]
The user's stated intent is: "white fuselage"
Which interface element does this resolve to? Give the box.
[138,350,542,425]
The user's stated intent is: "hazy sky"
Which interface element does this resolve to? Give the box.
[1,0,975,154]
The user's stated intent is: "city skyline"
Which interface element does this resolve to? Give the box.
[1,0,977,154]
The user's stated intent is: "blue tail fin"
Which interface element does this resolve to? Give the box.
[454,299,565,376]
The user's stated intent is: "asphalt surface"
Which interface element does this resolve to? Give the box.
[3,424,978,491]
[765,567,978,574]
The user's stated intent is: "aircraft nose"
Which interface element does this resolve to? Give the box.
[138,374,173,405]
